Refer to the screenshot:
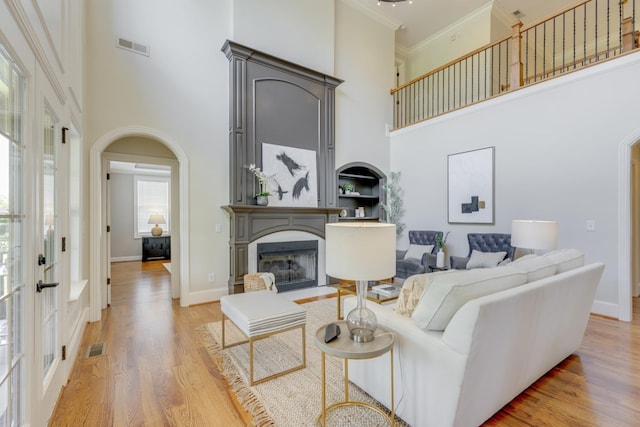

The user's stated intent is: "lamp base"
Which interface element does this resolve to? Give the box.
[346,280,377,342]
[151,225,163,236]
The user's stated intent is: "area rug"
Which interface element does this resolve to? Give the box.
[199,298,409,426]
[162,262,172,273]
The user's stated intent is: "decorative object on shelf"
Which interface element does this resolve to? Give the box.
[448,147,495,224]
[435,231,450,268]
[358,207,365,218]
[326,222,396,342]
[148,214,166,236]
[245,163,274,202]
[342,183,355,194]
[380,171,405,237]
[262,142,318,207]
[511,220,558,256]
[339,209,348,218]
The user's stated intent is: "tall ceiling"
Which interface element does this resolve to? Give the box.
[352,0,580,51]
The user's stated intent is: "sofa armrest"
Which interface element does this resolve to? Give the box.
[396,250,407,260]
[422,253,437,270]
[450,256,468,270]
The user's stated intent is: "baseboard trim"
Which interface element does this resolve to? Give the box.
[591,299,619,319]
[111,256,142,262]
[182,287,228,306]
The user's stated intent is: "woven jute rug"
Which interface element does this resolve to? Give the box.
[199,297,409,426]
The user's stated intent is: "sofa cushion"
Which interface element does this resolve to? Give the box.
[412,266,527,331]
[543,248,584,273]
[404,244,434,260]
[510,254,557,283]
[466,250,507,269]
[394,270,453,317]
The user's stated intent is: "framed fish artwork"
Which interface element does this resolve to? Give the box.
[261,142,318,207]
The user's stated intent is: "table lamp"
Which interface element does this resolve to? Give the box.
[148,214,166,236]
[511,220,558,255]
[325,222,396,342]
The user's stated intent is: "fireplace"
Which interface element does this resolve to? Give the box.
[257,240,318,292]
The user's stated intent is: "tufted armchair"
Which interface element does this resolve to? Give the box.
[450,233,516,270]
[395,230,443,280]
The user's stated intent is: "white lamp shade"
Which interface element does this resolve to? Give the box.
[511,220,558,250]
[325,222,396,281]
[148,214,166,225]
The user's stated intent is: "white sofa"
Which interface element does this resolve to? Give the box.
[343,249,604,427]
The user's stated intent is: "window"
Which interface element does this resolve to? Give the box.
[134,176,170,238]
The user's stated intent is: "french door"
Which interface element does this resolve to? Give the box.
[33,104,64,425]
[0,45,26,426]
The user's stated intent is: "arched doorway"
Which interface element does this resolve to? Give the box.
[89,127,190,321]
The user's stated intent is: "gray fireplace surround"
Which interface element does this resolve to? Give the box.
[222,40,343,294]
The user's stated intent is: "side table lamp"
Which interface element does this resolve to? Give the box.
[511,219,558,256]
[148,214,166,236]
[325,222,396,342]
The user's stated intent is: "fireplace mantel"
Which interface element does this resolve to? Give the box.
[223,205,341,294]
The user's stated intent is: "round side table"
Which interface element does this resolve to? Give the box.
[314,321,395,426]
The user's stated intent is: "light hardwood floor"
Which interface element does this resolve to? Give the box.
[50,261,640,426]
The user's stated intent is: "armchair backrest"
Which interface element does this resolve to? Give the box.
[466,233,515,260]
[408,230,443,254]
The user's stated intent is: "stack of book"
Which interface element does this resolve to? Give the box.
[371,283,401,297]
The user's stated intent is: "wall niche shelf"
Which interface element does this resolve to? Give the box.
[337,162,386,222]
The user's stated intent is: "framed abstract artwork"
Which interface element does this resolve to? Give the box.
[447,146,495,224]
[262,142,318,207]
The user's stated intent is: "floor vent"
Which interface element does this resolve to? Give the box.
[116,37,150,57]
[86,342,106,359]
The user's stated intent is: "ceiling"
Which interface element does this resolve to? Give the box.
[352,0,579,52]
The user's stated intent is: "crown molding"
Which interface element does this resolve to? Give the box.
[343,0,403,31]
[406,1,494,55]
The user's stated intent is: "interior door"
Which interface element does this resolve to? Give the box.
[32,104,66,425]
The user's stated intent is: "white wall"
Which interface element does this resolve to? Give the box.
[233,0,334,75]
[390,52,640,317]
[404,3,494,82]
[85,0,233,296]
[334,0,395,174]
[109,173,140,259]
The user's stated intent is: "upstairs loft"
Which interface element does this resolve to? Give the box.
[392,0,640,130]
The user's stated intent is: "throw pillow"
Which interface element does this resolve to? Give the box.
[466,250,507,269]
[412,266,527,330]
[510,254,557,283]
[404,244,435,260]
[393,270,453,317]
[543,248,584,273]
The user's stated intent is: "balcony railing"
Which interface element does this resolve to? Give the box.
[391,0,638,130]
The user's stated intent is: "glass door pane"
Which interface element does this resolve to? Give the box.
[0,44,25,426]
[41,109,58,377]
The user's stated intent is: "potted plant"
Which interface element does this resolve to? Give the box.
[245,164,273,206]
[342,183,355,194]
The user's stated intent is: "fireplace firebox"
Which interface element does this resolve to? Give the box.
[257,240,318,292]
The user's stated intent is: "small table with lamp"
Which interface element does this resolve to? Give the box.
[314,321,395,426]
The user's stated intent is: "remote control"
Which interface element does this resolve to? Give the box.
[324,323,341,343]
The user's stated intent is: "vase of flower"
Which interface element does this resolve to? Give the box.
[436,249,445,268]
[435,231,450,269]
[245,164,273,206]
[256,195,269,206]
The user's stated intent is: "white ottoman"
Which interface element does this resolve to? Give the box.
[220,290,307,385]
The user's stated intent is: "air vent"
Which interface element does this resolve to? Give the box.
[86,342,106,358]
[116,37,150,57]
